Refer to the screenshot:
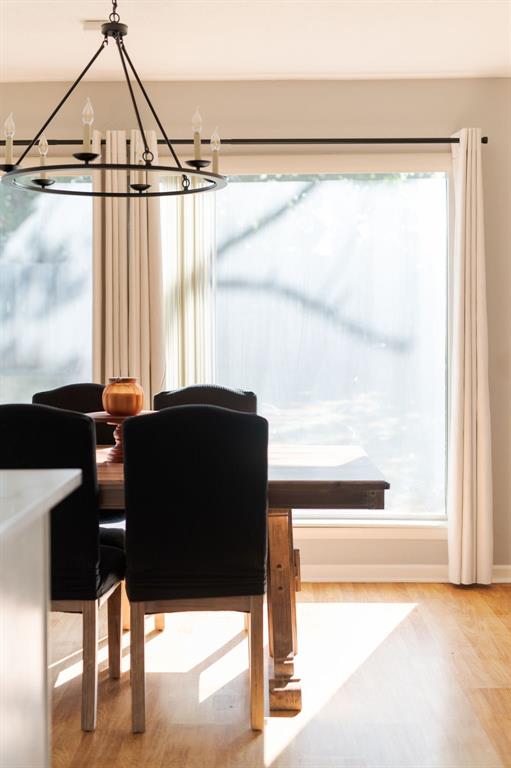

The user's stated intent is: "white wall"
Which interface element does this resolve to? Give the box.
[1,77,510,575]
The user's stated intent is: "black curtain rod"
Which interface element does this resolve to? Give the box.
[1,136,489,147]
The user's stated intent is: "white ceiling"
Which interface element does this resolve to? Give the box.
[0,0,510,82]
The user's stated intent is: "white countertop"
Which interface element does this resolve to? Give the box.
[0,469,82,537]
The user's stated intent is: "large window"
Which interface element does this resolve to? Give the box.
[0,179,92,404]
[215,172,448,518]
[0,161,448,519]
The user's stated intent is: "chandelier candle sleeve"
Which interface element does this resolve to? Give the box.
[192,107,202,161]
[136,158,145,185]
[38,134,48,180]
[3,113,15,165]
[211,128,221,174]
[82,98,94,152]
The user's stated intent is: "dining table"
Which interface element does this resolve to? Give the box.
[96,443,390,713]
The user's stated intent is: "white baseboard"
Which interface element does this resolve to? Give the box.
[294,522,447,540]
[492,565,511,583]
[301,563,511,583]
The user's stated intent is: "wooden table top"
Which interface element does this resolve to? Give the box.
[96,444,389,511]
[88,410,153,424]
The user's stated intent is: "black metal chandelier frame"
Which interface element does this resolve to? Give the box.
[0,0,226,197]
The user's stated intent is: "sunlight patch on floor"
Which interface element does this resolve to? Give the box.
[48,648,83,671]
[143,611,248,675]
[198,635,249,703]
[52,612,251,689]
[50,600,417,765]
[263,601,417,767]
[53,639,110,688]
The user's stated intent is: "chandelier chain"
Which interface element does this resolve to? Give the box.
[109,0,120,23]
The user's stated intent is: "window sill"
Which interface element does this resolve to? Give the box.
[293,519,448,540]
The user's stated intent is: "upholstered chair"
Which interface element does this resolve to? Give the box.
[123,405,268,732]
[32,384,125,524]
[33,383,115,445]
[152,385,258,634]
[0,404,125,731]
[153,384,257,413]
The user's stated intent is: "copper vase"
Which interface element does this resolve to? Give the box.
[102,377,144,416]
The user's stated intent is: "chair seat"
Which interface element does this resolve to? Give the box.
[100,509,126,525]
[98,527,125,598]
[98,544,125,598]
[126,571,265,602]
[99,526,125,550]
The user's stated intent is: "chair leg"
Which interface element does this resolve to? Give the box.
[243,612,249,632]
[108,584,122,679]
[249,595,264,731]
[82,600,98,731]
[121,581,131,631]
[154,613,165,631]
[131,601,146,733]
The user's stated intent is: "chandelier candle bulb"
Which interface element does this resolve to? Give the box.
[211,128,221,174]
[38,134,48,180]
[81,98,94,152]
[3,113,15,165]
[192,107,202,160]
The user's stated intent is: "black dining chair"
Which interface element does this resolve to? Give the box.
[152,384,257,634]
[123,405,268,733]
[154,384,257,413]
[33,384,124,524]
[0,404,125,731]
[33,383,115,446]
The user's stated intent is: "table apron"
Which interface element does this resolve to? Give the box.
[98,486,385,511]
[268,486,385,510]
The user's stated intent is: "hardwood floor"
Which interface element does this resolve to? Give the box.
[50,583,511,768]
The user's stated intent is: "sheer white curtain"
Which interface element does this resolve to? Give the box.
[92,130,165,406]
[160,176,215,388]
[448,128,493,584]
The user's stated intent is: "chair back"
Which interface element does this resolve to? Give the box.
[33,383,115,445]
[0,404,101,600]
[124,405,268,602]
[153,385,257,414]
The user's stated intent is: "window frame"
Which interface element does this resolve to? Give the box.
[217,150,451,176]
[214,151,452,523]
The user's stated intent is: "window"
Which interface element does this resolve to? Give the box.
[215,171,448,519]
[0,178,92,404]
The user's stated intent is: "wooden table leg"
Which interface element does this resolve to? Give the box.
[154,613,165,632]
[106,423,124,464]
[267,508,302,712]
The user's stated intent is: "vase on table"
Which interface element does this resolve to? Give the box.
[102,377,144,417]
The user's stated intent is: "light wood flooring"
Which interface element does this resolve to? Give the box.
[50,583,511,768]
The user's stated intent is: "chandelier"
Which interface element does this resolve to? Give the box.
[0,0,226,198]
